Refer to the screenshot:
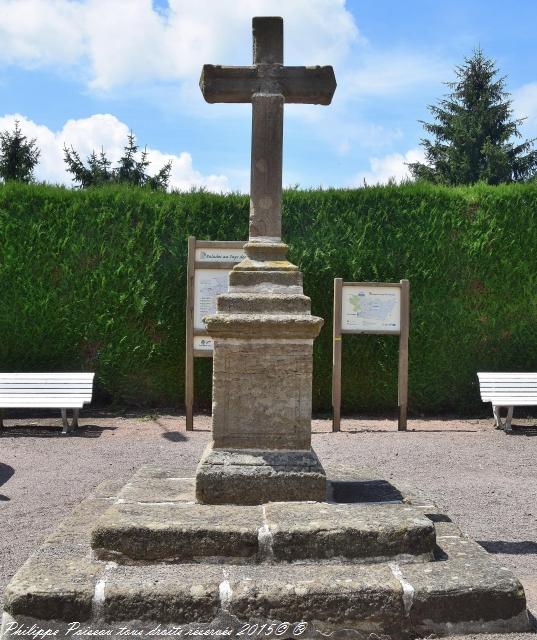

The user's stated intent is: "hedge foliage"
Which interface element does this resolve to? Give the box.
[1,181,536,414]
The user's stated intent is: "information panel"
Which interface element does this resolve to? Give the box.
[341,284,401,334]
[332,279,410,433]
[193,269,231,334]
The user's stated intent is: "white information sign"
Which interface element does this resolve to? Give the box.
[193,335,214,351]
[193,269,230,331]
[195,248,246,263]
[341,285,401,333]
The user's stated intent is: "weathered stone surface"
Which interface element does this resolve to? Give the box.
[103,564,222,623]
[205,314,323,339]
[92,501,262,562]
[46,497,117,544]
[196,444,326,504]
[243,240,289,261]
[226,563,406,635]
[217,293,311,315]
[130,464,196,479]
[199,64,337,106]
[211,342,318,450]
[1,466,531,636]
[90,478,125,499]
[401,544,530,634]
[249,94,283,240]
[89,474,439,565]
[4,541,101,621]
[119,477,195,503]
[265,502,436,562]
[228,269,303,292]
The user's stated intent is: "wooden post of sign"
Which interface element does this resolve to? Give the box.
[332,278,343,432]
[398,279,410,431]
[185,236,196,431]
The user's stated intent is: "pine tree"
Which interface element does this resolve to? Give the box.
[64,132,172,190]
[0,120,41,183]
[408,49,537,185]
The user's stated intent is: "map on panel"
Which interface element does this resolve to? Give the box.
[341,285,401,333]
[193,269,230,333]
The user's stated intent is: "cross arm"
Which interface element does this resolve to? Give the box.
[200,65,336,105]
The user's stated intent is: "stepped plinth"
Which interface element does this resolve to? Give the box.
[1,465,530,638]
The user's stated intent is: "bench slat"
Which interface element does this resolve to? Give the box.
[481,399,537,406]
[0,382,94,386]
[0,373,95,382]
[0,402,89,408]
[478,374,537,379]
[0,394,92,399]
[0,391,91,401]
[0,373,94,377]
[0,384,93,393]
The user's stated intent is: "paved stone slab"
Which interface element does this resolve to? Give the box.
[92,502,262,562]
[130,464,196,480]
[119,477,196,503]
[265,502,436,562]
[90,478,125,499]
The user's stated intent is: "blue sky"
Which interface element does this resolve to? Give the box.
[1,0,537,192]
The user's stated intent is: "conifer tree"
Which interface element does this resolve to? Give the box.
[409,49,537,185]
[64,132,172,190]
[0,120,40,183]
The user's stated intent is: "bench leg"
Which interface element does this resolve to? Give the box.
[492,405,503,429]
[62,408,80,434]
[505,406,514,432]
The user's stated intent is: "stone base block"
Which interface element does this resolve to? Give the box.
[195,444,326,504]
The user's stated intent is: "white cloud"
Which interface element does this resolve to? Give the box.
[0,113,229,191]
[353,148,425,186]
[513,82,537,135]
[342,52,448,99]
[0,0,360,91]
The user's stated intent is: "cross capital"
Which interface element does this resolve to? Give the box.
[200,17,336,243]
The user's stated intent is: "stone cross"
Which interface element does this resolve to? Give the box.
[196,17,335,505]
[200,17,336,242]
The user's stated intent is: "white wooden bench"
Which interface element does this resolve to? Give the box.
[477,372,537,431]
[0,373,94,434]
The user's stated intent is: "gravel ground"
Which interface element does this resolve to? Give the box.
[1,412,536,639]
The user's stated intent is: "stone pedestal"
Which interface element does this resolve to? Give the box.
[196,241,325,505]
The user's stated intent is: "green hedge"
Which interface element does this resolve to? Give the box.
[1,181,536,414]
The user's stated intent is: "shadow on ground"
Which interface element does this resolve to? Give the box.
[330,479,404,503]
[0,424,116,438]
[478,541,537,554]
[161,431,188,442]
[0,462,14,501]
[315,428,480,434]
[507,425,537,436]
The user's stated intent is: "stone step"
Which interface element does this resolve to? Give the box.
[3,523,529,638]
[91,496,435,564]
